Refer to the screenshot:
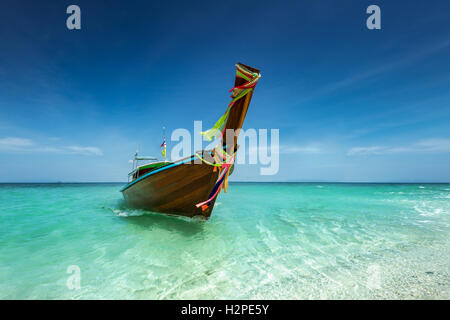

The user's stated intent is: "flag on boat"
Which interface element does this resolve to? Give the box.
[160,138,166,158]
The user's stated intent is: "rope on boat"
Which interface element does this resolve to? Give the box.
[195,64,260,212]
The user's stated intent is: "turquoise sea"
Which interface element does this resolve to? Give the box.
[0,183,448,299]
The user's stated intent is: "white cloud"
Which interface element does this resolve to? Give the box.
[0,137,103,156]
[64,146,103,156]
[347,138,450,156]
[0,137,34,150]
[301,38,450,103]
[414,138,450,152]
[347,146,386,156]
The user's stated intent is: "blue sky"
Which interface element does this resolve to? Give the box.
[0,0,449,182]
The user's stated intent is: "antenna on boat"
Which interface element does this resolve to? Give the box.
[133,145,139,170]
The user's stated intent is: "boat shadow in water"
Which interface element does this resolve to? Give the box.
[115,201,206,237]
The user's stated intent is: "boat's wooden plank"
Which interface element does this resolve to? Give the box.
[137,167,213,208]
[123,162,219,217]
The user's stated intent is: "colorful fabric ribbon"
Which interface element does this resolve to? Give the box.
[160,137,166,158]
[200,64,261,141]
[195,148,236,211]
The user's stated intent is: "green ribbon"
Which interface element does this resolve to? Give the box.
[201,88,252,141]
[201,110,230,141]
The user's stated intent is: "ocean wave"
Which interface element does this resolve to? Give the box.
[413,203,445,217]
[111,208,145,217]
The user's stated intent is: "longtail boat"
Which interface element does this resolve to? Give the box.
[121,63,261,218]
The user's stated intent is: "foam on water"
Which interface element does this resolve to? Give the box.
[0,183,449,299]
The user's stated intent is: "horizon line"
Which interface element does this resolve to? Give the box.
[0,181,449,184]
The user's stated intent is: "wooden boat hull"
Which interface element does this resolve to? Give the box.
[121,157,219,218]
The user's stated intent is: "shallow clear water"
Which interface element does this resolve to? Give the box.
[0,182,449,299]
